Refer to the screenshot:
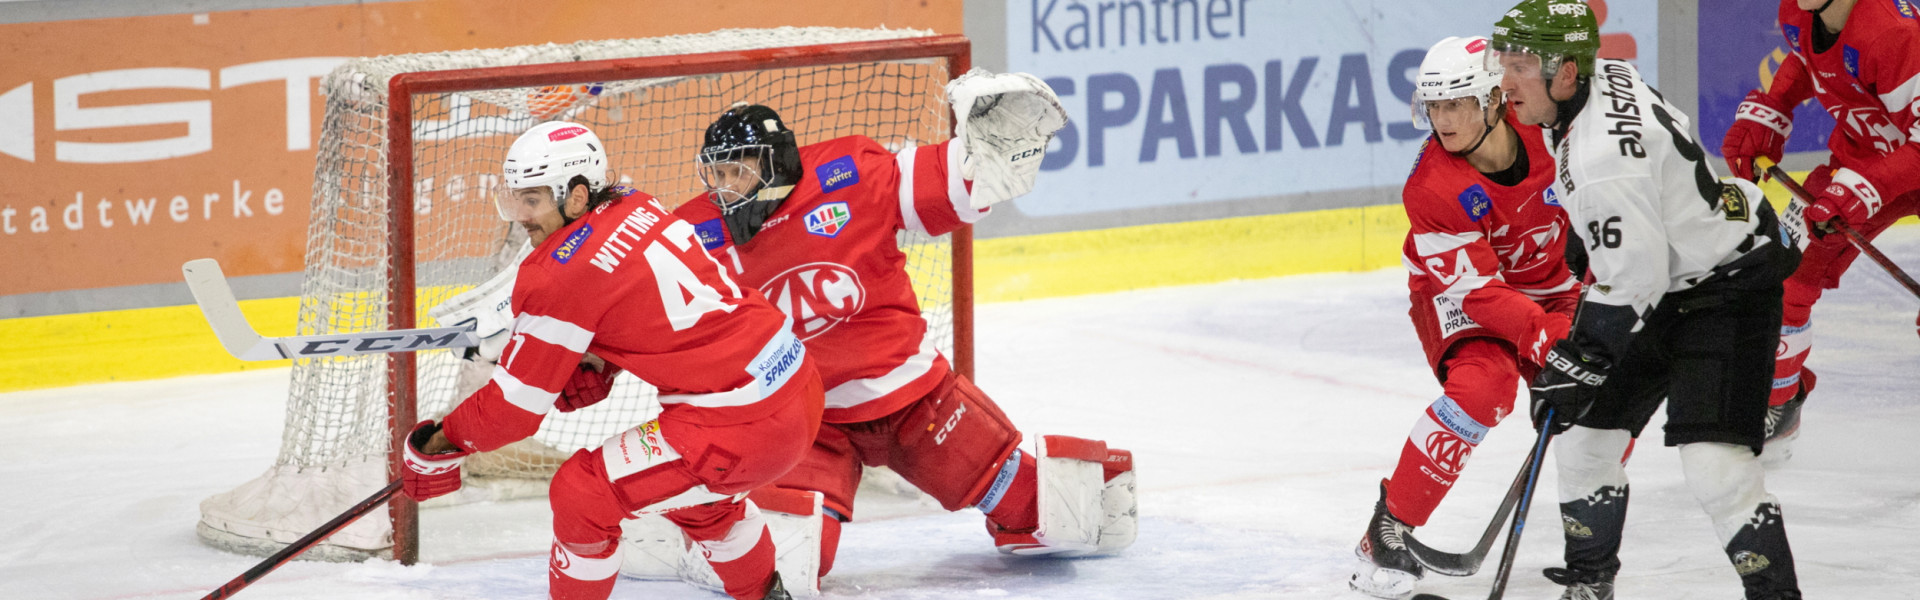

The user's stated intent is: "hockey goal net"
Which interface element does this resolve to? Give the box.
[197,27,973,563]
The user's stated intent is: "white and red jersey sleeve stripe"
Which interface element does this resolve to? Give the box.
[444,310,597,453]
[895,140,987,236]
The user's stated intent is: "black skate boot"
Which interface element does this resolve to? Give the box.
[1761,376,1811,465]
[1543,566,1615,600]
[1550,485,1627,600]
[1726,502,1800,600]
[761,571,793,600]
[1349,481,1422,599]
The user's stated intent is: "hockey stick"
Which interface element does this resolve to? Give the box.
[1403,437,1536,576]
[1410,411,1555,600]
[1759,160,1920,300]
[200,480,402,599]
[183,258,479,361]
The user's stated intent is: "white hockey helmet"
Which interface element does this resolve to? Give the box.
[498,121,609,221]
[1412,36,1505,130]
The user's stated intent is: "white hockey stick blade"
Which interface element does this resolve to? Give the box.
[182,258,480,361]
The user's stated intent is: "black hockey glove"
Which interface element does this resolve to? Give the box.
[1529,339,1611,434]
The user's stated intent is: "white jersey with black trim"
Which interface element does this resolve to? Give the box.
[1549,59,1775,334]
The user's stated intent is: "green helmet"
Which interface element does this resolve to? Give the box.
[1491,0,1601,78]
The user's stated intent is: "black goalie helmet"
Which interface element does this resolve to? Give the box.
[698,103,803,245]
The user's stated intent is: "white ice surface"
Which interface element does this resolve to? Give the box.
[3,227,1915,600]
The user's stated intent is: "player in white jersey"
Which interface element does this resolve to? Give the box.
[1491,2,1806,599]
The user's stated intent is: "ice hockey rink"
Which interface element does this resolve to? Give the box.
[4,227,1915,600]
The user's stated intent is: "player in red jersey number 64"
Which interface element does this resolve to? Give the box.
[402,121,824,600]
[1348,35,1579,600]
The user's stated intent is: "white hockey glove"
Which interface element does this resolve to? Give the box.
[427,244,530,363]
[946,68,1067,209]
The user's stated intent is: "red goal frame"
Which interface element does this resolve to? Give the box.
[379,35,973,564]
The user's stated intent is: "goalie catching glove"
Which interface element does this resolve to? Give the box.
[946,68,1068,209]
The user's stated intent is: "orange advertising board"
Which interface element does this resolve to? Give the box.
[0,0,959,299]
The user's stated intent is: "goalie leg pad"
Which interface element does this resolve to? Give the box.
[1000,435,1109,557]
[873,374,1023,511]
[679,488,826,597]
[1096,448,1138,554]
[667,499,778,600]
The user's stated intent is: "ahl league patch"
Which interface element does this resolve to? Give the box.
[806,202,852,238]
[1543,187,1562,207]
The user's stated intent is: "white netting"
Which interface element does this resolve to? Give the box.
[199,27,959,560]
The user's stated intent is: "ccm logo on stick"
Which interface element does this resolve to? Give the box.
[294,332,466,356]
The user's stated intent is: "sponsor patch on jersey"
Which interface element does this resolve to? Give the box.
[1457,184,1492,222]
[1782,24,1800,51]
[805,202,851,237]
[1433,293,1483,338]
[1843,45,1861,77]
[745,327,806,396]
[552,224,593,264]
[694,218,727,250]
[1543,187,1561,207]
[1898,0,1917,20]
[816,155,860,193]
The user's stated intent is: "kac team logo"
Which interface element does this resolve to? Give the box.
[1490,223,1562,272]
[805,202,852,238]
[761,262,865,340]
[1424,430,1473,474]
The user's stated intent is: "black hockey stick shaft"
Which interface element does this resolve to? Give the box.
[200,480,402,600]
[1486,414,1554,599]
[1762,163,1920,299]
[1404,446,1533,576]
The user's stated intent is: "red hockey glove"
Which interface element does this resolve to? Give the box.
[1721,90,1794,181]
[1805,168,1884,238]
[1521,311,1572,367]
[555,358,620,413]
[401,420,470,502]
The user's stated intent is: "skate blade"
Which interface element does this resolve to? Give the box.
[1348,557,1418,599]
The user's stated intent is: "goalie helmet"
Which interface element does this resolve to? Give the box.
[698,103,802,245]
[498,121,609,222]
[1412,36,1504,131]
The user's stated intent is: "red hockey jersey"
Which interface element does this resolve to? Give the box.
[443,189,811,453]
[1773,0,1920,197]
[1401,114,1578,372]
[673,136,983,424]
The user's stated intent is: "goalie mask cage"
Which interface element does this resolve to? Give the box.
[196,28,972,565]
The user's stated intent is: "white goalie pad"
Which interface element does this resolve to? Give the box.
[660,490,825,597]
[427,242,530,362]
[1018,435,1108,556]
[618,513,688,580]
[945,68,1067,209]
[1004,435,1137,558]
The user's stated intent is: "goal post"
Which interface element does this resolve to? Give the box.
[196,28,973,565]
